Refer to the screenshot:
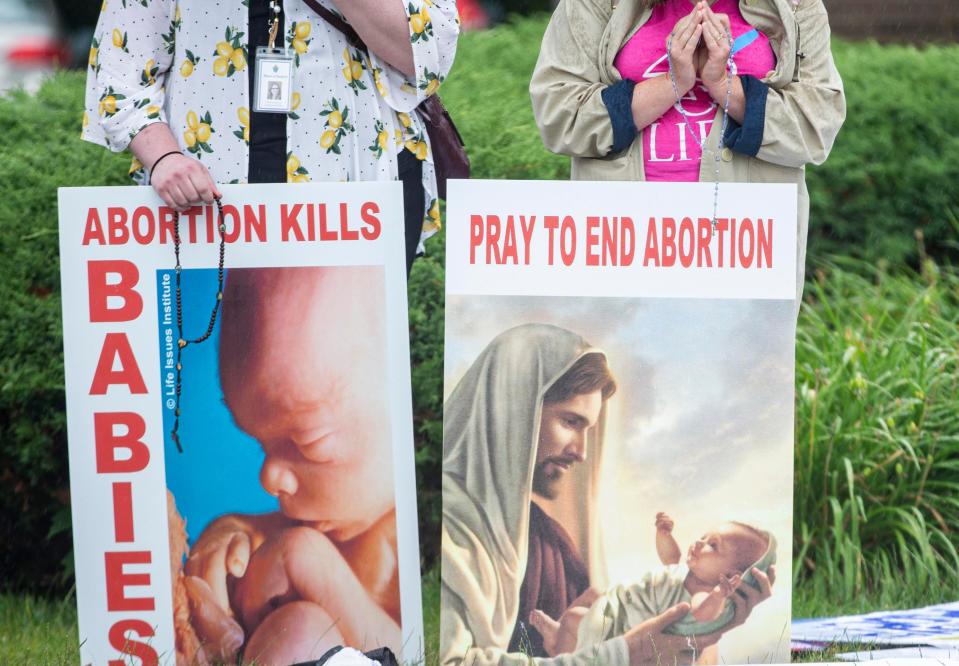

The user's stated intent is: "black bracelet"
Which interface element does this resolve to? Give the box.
[149,150,183,179]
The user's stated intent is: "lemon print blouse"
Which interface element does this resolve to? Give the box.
[83,0,459,245]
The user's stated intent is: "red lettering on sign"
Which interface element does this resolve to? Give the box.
[105,551,154,612]
[738,217,755,268]
[107,619,158,666]
[82,209,106,245]
[757,218,773,268]
[559,216,576,266]
[586,217,600,267]
[643,217,660,267]
[245,204,267,242]
[361,202,382,240]
[661,217,677,268]
[95,412,150,474]
[88,261,143,323]
[107,208,129,245]
[678,217,695,268]
[130,207,155,245]
[112,482,135,543]
[90,334,147,395]
[281,204,305,242]
[339,202,359,241]
[697,218,713,267]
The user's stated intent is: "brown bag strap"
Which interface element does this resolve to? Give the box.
[302,0,368,53]
[302,0,470,199]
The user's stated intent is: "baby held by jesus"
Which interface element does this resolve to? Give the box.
[530,513,772,658]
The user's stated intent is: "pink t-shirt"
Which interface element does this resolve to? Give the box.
[614,0,775,181]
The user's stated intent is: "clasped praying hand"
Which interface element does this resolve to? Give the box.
[667,0,735,100]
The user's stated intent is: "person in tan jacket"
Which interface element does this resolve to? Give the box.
[530,0,846,304]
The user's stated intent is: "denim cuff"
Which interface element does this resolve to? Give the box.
[723,74,768,157]
[601,79,637,155]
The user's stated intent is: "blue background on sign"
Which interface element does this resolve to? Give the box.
[155,268,278,546]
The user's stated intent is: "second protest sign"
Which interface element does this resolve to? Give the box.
[441,179,796,665]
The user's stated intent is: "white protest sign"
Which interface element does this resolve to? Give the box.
[446,179,796,300]
[442,180,797,666]
[59,182,422,665]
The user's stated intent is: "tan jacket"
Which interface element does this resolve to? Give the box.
[529,0,846,299]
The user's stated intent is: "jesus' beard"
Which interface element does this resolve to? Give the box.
[531,461,565,500]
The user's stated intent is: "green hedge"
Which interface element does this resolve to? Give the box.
[1,17,959,592]
[805,41,959,264]
[0,78,133,590]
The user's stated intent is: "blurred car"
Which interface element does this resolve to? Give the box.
[0,0,70,94]
[458,0,490,30]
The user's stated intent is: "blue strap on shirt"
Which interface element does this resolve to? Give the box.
[732,29,760,56]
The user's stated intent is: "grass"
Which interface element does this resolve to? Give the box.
[793,257,959,606]
[421,568,440,666]
[0,593,77,664]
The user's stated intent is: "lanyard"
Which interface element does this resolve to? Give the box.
[268,0,281,49]
[254,0,294,114]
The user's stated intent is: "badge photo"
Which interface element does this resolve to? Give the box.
[254,47,295,113]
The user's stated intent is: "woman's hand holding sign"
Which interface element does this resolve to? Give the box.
[129,122,221,212]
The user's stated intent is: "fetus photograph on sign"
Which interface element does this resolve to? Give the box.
[160,265,403,665]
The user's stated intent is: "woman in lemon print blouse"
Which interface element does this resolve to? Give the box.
[84,0,458,663]
[84,0,459,270]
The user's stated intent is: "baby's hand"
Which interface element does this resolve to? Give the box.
[182,576,244,660]
[185,514,256,615]
[232,528,301,632]
[655,512,674,534]
[233,526,343,633]
[718,573,742,598]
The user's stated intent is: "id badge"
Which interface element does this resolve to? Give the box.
[254,47,295,113]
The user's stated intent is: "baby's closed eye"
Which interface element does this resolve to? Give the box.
[293,429,346,463]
